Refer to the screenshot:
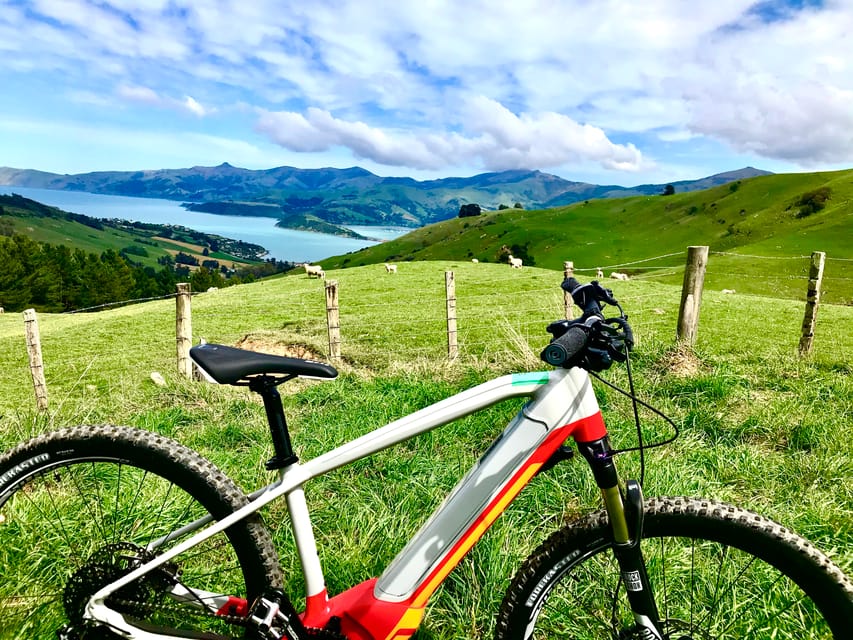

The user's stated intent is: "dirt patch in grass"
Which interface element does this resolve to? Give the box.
[154,236,206,253]
[235,335,324,361]
[154,237,249,269]
[659,343,704,377]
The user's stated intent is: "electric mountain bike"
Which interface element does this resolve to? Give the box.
[0,277,851,639]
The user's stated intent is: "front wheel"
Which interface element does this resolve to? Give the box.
[496,497,853,639]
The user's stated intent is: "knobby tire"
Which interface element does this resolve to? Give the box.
[495,496,853,640]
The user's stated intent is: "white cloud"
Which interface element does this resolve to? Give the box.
[117,85,161,105]
[256,96,645,172]
[677,2,853,165]
[116,85,211,117]
[182,96,208,117]
[3,0,853,176]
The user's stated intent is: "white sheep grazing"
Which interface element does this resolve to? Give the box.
[596,268,604,279]
[303,264,325,278]
[609,272,629,281]
[384,263,398,273]
[471,258,479,263]
[721,288,736,294]
[508,255,523,269]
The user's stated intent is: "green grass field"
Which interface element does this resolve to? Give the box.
[0,261,851,638]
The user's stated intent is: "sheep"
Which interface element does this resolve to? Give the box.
[384,263,398,273]
[596,267,604,279]
[508,255,523,269]
[721,288,736,294]
[471,258,479,263]
[303,264,325,278]
[609,272,629,281]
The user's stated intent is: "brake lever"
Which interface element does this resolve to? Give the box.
[599,317,634,362]
[589,280,619,307]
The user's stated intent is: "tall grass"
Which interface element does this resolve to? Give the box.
[0,261,851,638]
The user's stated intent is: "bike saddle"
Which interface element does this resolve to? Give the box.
[190,343,338,385]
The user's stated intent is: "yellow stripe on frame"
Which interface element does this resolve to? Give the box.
[382,606,426,640]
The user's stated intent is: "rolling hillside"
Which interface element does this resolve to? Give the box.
[323,169,853,303]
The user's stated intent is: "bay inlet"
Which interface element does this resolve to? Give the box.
[0,186,409,263]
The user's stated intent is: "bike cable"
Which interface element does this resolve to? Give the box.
[590,350,681,488]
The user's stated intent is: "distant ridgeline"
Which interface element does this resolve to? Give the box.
[0,164,773,228]
[0,194,293,313]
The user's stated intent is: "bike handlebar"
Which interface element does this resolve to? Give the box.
[540,276,633,371]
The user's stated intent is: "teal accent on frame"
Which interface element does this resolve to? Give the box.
[511,372,550,386]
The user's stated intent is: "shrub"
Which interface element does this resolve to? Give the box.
[458,203,481,218]
[120,245,149,257]
[794,187,831,218]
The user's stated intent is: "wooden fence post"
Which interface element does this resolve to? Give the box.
[799,251,826,357]
[563,261,574,319]
[676,246,709,344]
[325,280,341,360]
[176,283,193,379]
[446,271,458,360]
[23,309,48,411]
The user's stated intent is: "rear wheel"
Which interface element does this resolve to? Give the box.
[496,497,853,639]
[0,425,283,639]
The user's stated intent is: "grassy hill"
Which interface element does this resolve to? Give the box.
[323,170,853,303]
[0,261,850,637]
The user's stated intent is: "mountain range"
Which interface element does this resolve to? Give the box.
[0,164,772,228]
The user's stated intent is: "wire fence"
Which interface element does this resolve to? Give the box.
[10,247,853,411]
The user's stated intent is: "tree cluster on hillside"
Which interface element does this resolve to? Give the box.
[793,187,832,218]
[458,203,482,218]
[498,243,535,266]
[0,233,294,313]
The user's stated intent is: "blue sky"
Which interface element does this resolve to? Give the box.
[1,0,851,186]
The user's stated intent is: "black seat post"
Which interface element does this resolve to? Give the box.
[250,376,299,470]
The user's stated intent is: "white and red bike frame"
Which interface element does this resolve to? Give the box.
[87,366,617,640]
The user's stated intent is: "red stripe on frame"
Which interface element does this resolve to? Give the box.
[411,412,605,604]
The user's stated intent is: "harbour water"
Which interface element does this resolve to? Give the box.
[0,186,410,262]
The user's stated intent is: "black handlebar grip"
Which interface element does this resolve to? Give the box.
[541,325,589,367]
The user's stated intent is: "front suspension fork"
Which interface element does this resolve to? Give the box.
[577,437,665,639]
